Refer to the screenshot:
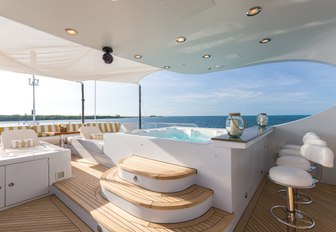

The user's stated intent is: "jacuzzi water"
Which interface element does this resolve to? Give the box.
[131,127,226,143]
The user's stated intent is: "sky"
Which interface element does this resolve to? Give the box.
[0,61,335,116]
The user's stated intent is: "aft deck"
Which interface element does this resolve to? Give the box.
[1,157,336,232]
[0,195,91,232]
[235,177,336,231]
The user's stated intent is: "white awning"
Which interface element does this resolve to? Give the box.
[0,16,160,83]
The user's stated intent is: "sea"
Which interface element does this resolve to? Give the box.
[0,115,309,128]
[98,115,309,129]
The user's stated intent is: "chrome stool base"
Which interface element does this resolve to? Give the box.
[277,189,313,205]
[270,205,315,229]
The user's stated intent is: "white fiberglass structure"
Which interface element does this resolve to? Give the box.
[0,0,336,231]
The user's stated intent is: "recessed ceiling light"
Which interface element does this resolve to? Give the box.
[246,6,262,16]
[163,66,170,69]
[134,54,142,59]
[176,36,187,43]
[203,54,211,59]
[65,28,78,36]
[259,38,271,44]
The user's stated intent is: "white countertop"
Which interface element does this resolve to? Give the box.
[0,142,68,165]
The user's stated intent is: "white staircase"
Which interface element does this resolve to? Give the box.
[100,155,214,223]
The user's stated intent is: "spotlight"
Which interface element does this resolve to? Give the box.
[102,46,113,64]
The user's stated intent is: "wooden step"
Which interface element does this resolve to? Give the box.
[101,167,213,210]
[53,157,234,231]
[118,155,197,180]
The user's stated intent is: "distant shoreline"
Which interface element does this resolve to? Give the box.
[0,114,164,122]
[0,115,136,122]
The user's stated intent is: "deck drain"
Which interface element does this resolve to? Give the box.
[133,175,138,182]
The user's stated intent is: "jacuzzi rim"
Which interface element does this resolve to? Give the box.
[126,133,214,144]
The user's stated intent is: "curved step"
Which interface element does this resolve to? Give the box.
[54,158,234,231]
[118,155,197,192]
[100,167,213,223]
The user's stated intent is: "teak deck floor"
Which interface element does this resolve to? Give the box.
[2,156,336,232]
[54,157,233,232]
[235,177,336,232]
[0,195,91,232]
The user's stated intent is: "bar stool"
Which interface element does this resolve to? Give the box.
[276,140,329,204]
[269,144,334,230]
[269,166,315,229]
[276,156,313,204]
[279,138,327,157]
[281,132,319,151]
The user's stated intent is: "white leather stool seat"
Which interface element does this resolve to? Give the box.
[269,166,312,188]
[276,156,311,171]
[278,148,302,157]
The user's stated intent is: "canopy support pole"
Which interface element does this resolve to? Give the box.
[81,82,85,124]
[138,84,142,129]
[94,80,97,121]
[28,75,39,124]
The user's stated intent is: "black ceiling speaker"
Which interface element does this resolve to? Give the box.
[102,46,113,64]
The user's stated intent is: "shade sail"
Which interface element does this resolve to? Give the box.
[0,16,160,83]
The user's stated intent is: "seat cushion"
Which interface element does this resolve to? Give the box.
[1,129,39,149]
[304,138,327,146]
[80,126,102,140]
[278,148,302,157]
[276,156,311,171]
[301,144,334,168]
[269,166,312,187]
[302,133,319,143]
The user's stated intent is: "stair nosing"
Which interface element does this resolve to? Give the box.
[118,155,197,180]
[100,167,213,210]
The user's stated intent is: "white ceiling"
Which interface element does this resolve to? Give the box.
[0,0,336,79]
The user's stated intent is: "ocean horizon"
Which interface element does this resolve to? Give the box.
[0,115,309,129]
[115,115,309,128]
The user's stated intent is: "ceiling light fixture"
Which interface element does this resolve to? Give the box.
[134,54,142,59]
[203,54,211,59]
[246,6,262,16]
[163,66,170,69]
[102,46,113,64]
[176,36,187,43]
[65,28,78,36]
[259,38,271,44]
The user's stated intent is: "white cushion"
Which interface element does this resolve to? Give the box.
[302,133,319,143]
[304,138,327,146]
[278,148,302,157]
[1,129,39,149]
[11,138,34,148]
[269,166,312,187]
[276,156,311,171]
[79,126,102,139]
[301,144,334,168]
[90,133,103,140]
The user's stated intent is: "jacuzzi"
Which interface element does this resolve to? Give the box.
[104,125,270,220]
[130,127,226,143]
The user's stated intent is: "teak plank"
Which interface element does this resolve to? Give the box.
[119,155,197,180]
